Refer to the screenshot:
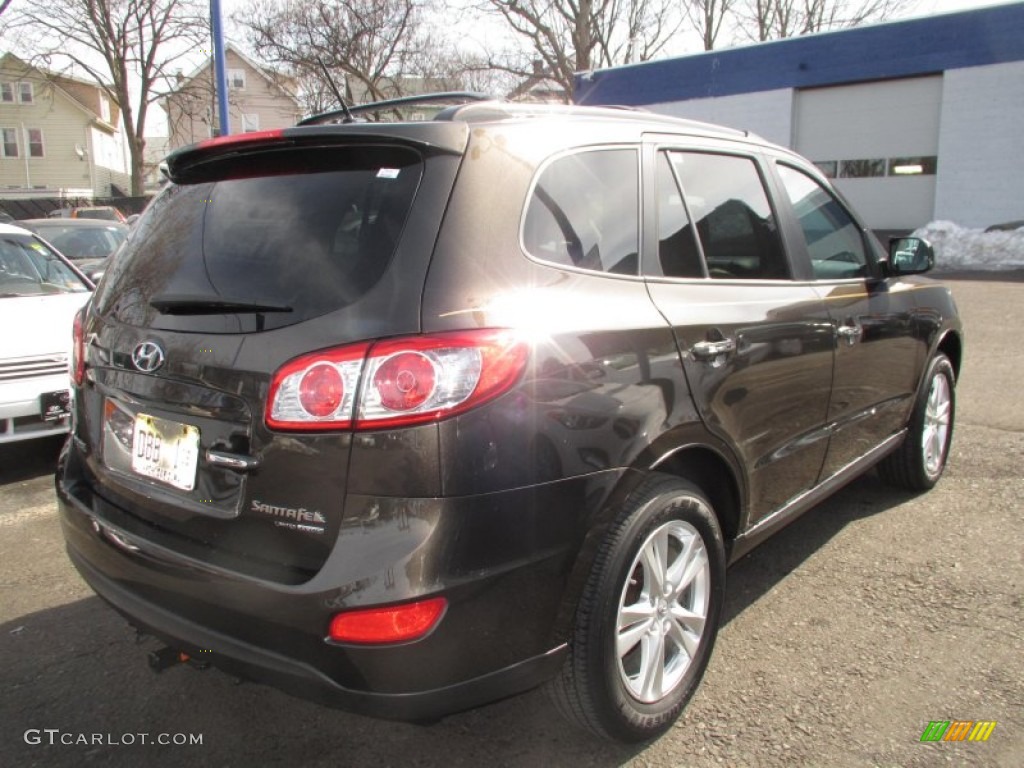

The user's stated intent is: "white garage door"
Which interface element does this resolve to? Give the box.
[793,76,942,231]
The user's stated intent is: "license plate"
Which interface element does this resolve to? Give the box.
[130,413,200,491]
[40,390,71,421]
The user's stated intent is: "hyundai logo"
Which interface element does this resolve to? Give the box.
[131,341,165,373]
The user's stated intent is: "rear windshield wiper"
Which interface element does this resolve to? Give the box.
[150,294,293,315]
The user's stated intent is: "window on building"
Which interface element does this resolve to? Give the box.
[100,95,111,123]
[18,82,33,104]
[241,113,260,132]
[839,159,886,178]
[1,128,18,158]
[523,148,639,275]
[0,83,13,103]
[26,128,44,158]
[228,69,246,89]
[670,152,789,280]
[812,161,837,178]
[888,156,938,176]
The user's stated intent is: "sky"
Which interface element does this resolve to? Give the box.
[148,0,1016,135]
[214,0,1014,57]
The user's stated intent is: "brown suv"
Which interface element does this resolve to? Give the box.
[56,96,961,742]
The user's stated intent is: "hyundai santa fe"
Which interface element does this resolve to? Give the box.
[56,96,962,742]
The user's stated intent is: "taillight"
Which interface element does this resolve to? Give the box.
[265,343,369,430]
[372,352,436,411]
[327,597,447,644]
[71,308,85,386]
[265,330,528,431]
[357,330,527,429]
[299,364,345,417]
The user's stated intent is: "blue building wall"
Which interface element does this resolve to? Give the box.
[573,3,1024,106]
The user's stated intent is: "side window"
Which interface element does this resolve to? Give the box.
[670,152,788,280]
[777,164,868,280]
[523,149,639,275]
[655,152,703,278]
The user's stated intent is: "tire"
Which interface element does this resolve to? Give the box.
[878,353,956,491]
[548,474,726,742]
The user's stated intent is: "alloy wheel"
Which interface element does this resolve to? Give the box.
[616,518,710,704]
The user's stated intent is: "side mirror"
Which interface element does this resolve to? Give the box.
[887,237,934,275]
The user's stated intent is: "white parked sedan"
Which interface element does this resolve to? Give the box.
[0,223,92,443]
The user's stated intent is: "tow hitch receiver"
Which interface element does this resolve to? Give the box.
[147,646,210,673]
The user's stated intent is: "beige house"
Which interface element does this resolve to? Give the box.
[142,135,169,192]
[164,45,302,151]
[0,53,131,198]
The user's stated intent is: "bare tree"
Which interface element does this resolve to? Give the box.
[481,0,683,100]
[415,46,517,96]
[7,0,206,195]
[685,0,737,51]
[236,0,438,112]
[741,0,914,41]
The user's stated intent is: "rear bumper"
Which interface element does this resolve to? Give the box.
[57,443,620,719]
[67,544,566,720]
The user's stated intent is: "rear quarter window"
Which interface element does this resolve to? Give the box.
[522,148,639,276]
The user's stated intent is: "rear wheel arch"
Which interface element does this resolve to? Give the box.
[547,473,727,740]
[651,445,743,543]
[936,330,962,381]
[549,441,743,646]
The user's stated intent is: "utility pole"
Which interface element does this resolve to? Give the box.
[211,0,230,136]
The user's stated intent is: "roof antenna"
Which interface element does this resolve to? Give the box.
[335,97,355,124]
[317,59,355,124]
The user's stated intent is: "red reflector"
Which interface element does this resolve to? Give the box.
[328,597,447,645]
[299,363,344,417]
[194,128,285,151]
[374,352,436,411]
[72,308,85,386]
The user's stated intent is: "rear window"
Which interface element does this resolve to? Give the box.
[74,207,121,221]
[32,225,125,260]
[95,146,422,331]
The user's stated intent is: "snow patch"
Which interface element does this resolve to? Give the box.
[912,220,1024,271]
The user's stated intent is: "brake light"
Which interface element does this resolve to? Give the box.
[265,343,369,430]
[373,352,436,411]
[194,129,285,151]
[299,364,345,417]
[71,308,85,386]
[327,597,447,644]
[265,330,528,431]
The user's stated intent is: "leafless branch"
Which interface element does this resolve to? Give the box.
[7,0,206,194]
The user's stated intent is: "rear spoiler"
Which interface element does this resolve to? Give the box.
[165,122,470,184]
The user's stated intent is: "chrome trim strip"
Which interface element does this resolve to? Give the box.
[729,430,906,563]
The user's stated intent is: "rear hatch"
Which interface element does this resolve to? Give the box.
[73,125,468,584]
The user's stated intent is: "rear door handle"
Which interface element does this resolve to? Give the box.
[836,324,863,345]
[691,338,737,360]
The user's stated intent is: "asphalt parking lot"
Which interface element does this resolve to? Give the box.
[1,276,1021,768]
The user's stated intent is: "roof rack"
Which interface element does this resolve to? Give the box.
[297,92,498,126]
